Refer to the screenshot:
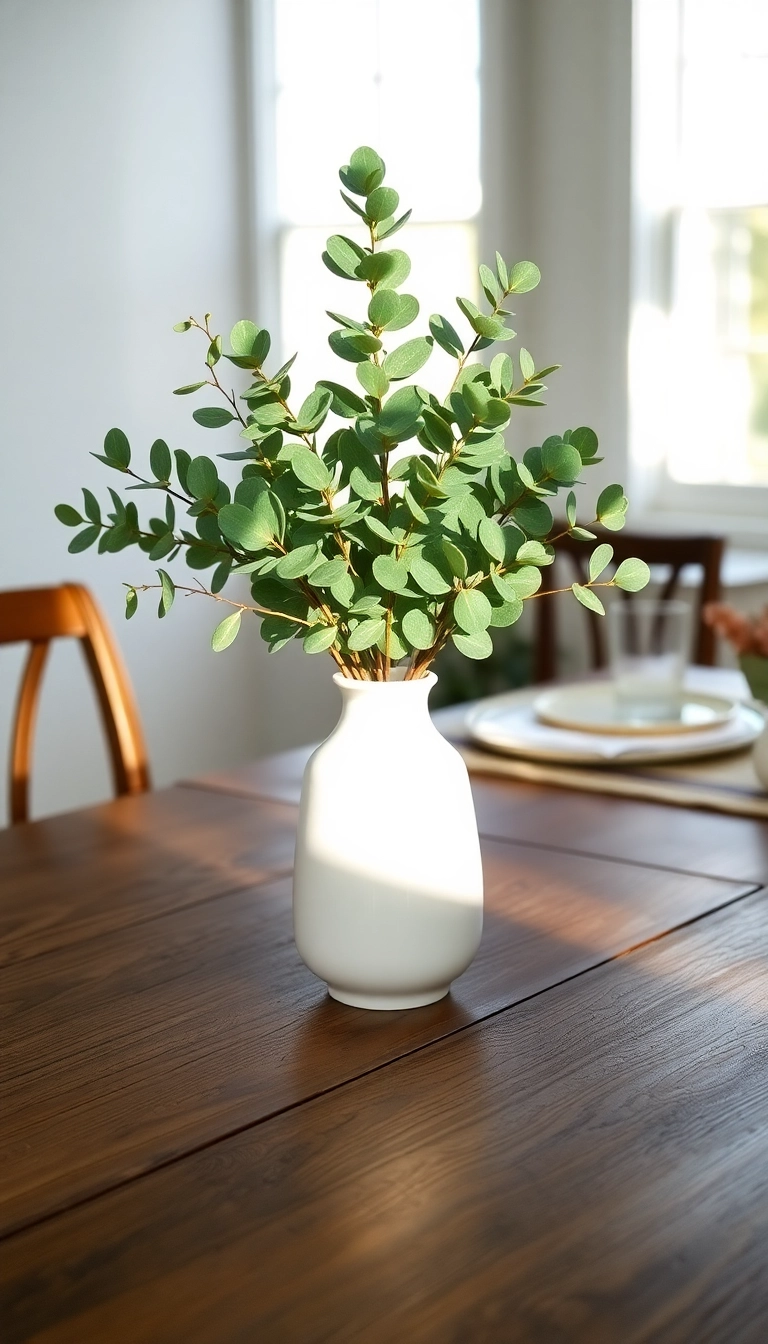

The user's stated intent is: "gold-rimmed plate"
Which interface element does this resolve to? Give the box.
[533,684,738,737]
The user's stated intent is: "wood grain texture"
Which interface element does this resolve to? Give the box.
[0,834,753,1237]
[186,746,768,884]
[0,786,297,966]
[4,890,768,1344]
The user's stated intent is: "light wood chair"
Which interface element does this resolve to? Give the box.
[533,531,724,683]
[1,584,150,824]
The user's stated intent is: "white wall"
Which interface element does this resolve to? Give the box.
[0,0,339,822]
[482,0,633,511]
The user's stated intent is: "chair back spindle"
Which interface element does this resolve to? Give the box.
[1,584,150,823]
[533,533,724,683]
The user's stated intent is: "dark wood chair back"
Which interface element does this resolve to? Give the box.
[0,584,150,823]
[533,532,724,683]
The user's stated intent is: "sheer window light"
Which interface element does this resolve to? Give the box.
[632,0,768,498]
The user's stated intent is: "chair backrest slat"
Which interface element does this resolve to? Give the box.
[1,584,150,824]
[533,532,724,683]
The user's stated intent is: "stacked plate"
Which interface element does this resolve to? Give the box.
[467,681,764,766]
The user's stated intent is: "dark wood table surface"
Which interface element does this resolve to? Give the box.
[3,731,768,1342]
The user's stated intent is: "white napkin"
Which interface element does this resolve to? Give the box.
[474,704,750,759]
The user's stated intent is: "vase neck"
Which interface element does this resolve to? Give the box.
[333,672,436,732]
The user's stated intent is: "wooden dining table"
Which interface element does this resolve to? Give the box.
[3,718,768,1342]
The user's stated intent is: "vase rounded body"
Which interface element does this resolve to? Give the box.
[293,672,484,1010]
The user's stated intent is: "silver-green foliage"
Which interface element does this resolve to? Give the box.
[56,146,648,678]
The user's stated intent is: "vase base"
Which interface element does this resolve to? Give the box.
[327,984,450,1011]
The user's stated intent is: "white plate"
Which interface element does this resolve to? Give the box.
[466,687,764,766]
[534,684,737,737]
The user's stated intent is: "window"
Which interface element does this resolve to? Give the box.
[631,0,768,518]
[267,0,481,407]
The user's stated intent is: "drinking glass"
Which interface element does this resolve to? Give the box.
[607,599,692,724]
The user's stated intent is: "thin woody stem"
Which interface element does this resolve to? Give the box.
[129,581,316,627]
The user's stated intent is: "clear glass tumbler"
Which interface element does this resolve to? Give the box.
[607,599,692,724]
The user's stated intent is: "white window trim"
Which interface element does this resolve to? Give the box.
[629,0,768,547]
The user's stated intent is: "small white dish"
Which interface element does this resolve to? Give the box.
[466,688,764,766]
[534,683,737,738]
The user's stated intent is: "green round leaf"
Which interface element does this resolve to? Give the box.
[377,385,424,440]
[372,553,410,592]
[157,568,175,616]
[68,525,101,553]
[516,540,553,566]
[187,456,219,500]
[613,557,651,592]
[589,543,614,582]
[150,439,172,480]
[368,289,401,329]
[383,337,433,381]
[571,426,599,460]
[218,502,271,552]
[453,588,493,635]
[508,261,541,293]
[428,313,464,356]
[309,558,347,588]
[276,544,320,580]
[365,185,399,222]
[292,387,333,433]
[452,629,493,660]
[303,624,338,654]
[384,294,419,331]
[328,329,381,363]
[323,234,366,280]
[541,439,582,484]
[229,320,260,357]
[104,427,130,468]
[572,583,606,615]
[125,588,138,619]
[500,566,541,599]
[173,382,207,396]
[357,361,390,399]
[347,617,386,651]
[489,597,523,627]
[192,407,236,429]
[55,503,83,527]
[409,555,452,596]
[211,610,242,652]
[596,484,628,531]
[421,407,454,453]
[478,517,506,563]
[401,607,436,650]
[355,251,401,285]
[374,249,411,290]
[339,146,385,196]
[290,447,332,492]
[442,539,468,579]
[316,381,367,418]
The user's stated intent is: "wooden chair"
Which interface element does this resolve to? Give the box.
[1,584,150,824]
[533,531,724,683]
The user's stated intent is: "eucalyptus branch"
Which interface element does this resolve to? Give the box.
[58,145,645,674]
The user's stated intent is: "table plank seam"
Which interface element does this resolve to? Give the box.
[177,777,763,887]
[470,829,767,887]
[0,865,295,970]
[3,877,763,1246]
[178,778,298,806]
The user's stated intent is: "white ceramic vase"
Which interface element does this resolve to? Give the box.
[293,671,484,1010]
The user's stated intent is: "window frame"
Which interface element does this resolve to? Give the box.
[629,0,768,543]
